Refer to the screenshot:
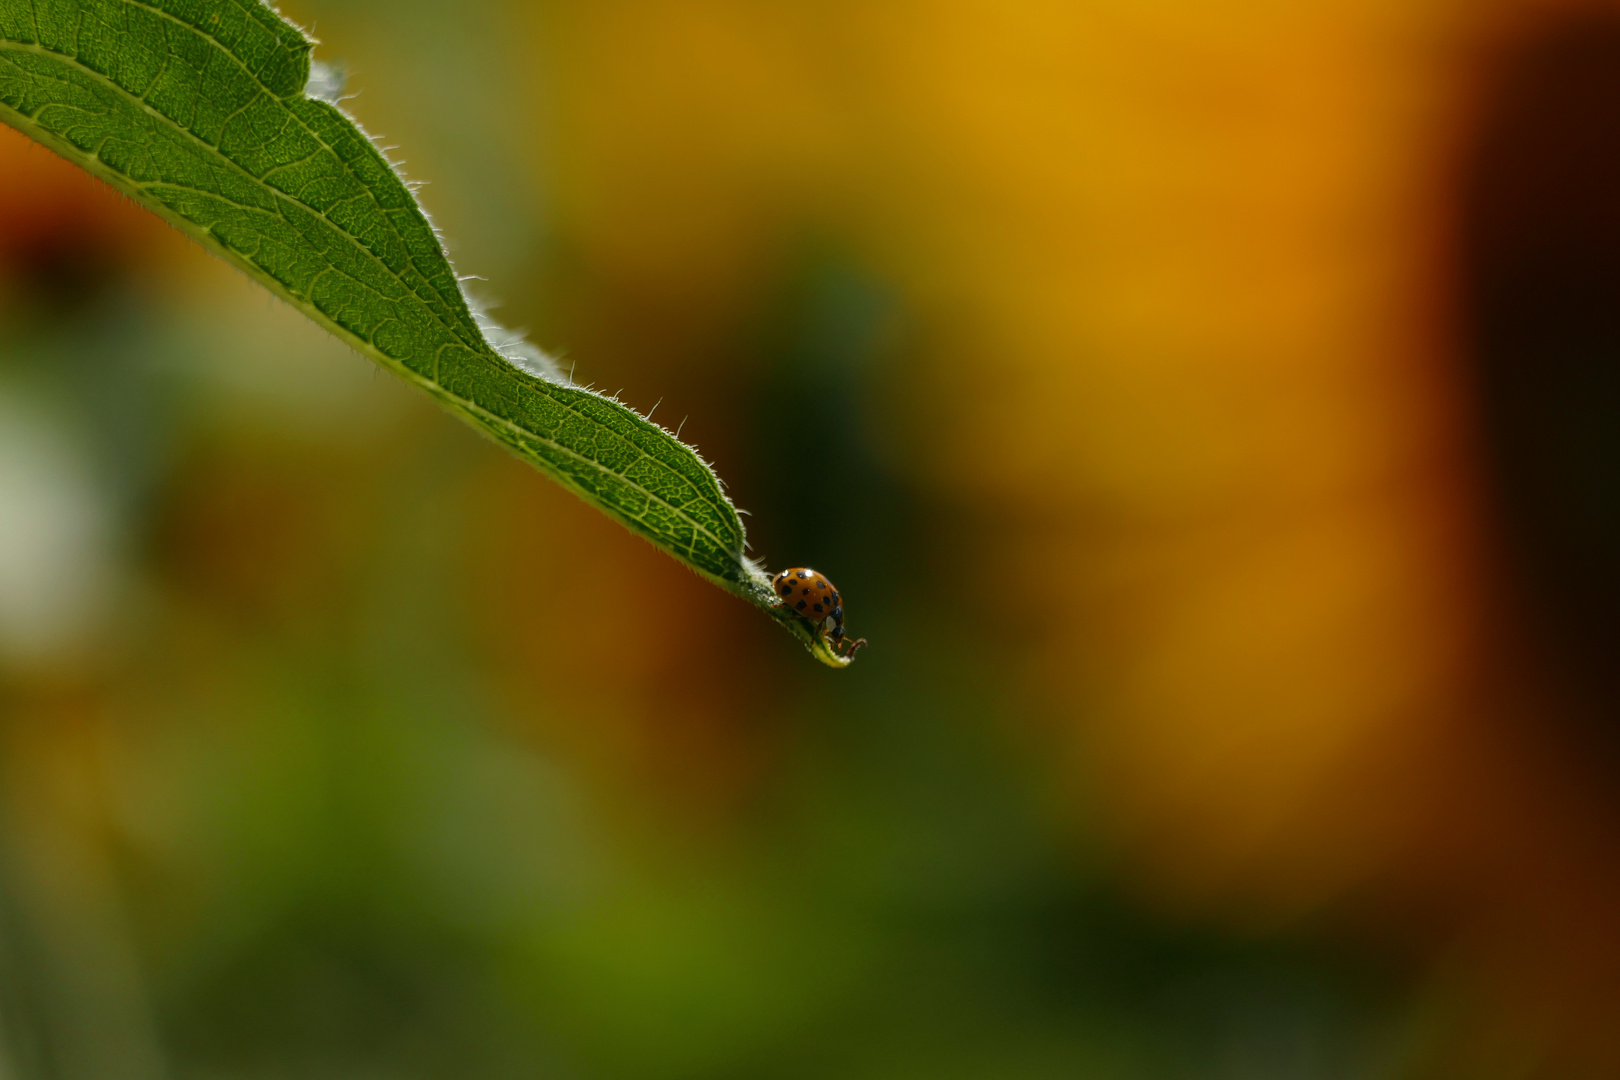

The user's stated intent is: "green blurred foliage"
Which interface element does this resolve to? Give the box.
[0,0,1420,1076]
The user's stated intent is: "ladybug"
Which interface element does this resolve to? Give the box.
[772,567,867,659]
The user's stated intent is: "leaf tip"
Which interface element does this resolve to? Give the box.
[752,574,865,669]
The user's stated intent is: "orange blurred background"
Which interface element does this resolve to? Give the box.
[5,0,1620,1074]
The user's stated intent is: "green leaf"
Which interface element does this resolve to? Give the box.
[0,0,856,666]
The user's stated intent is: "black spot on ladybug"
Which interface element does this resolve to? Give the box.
[796,600,807,611]
[816,579,827,589]
[796,570,810,579]
[778,584,793,597]
[813,603,824,613]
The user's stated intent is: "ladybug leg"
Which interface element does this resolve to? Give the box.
[838,636,869,660]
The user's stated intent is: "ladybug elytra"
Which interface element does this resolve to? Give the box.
[772,567,867,659]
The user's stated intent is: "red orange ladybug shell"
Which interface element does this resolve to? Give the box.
[772,567,842,629]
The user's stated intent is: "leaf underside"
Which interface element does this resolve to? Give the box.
[0,0,852,666]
